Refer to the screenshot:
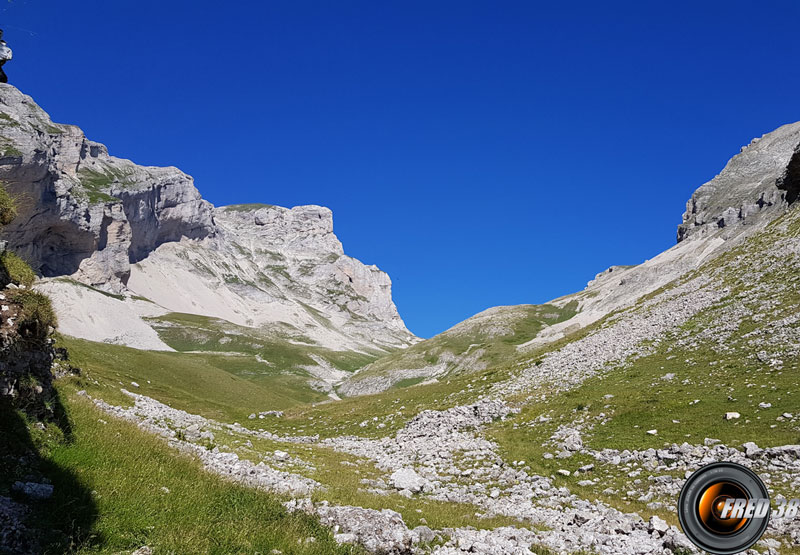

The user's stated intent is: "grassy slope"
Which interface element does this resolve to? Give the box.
[3,386,359,554]
[61,336,328,422]
[148,312,381,375]
[487,207,800,524]
[48,342,534,540]
[344,302,579,391]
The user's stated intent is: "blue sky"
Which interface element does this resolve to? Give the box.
[4,1,800,338]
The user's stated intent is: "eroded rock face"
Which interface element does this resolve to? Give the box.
[677,121,800,243]
[0,84,214,289]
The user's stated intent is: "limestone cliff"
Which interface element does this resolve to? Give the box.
[0,84,214,289]
[127,204,416,352]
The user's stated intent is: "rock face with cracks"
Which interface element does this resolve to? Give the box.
[0,84,214,289]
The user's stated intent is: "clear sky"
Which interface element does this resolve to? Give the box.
[3,1,800,338]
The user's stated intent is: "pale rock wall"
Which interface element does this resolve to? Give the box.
[0,84,214,289]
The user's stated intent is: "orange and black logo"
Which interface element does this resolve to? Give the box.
[678,462,771,554]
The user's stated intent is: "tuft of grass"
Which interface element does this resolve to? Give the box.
[1,250,36,287]
[75,167,127,204]
[0,185,17,225]
[10,289,57,339]
[54,277,125,301]
[0,112,19,127]
[0,142,23,157]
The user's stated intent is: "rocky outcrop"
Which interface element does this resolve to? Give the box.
[0,84,214,289]
[677,121,800,242]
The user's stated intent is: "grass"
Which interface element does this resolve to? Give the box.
[487,345,800,523]
[59,337,328,421]
[1,250,36,287]
[54,278,126,301]
[10,384,360,554]
[43,123,63,135]
[60,328,511,438]
[11,289,57,340]
[0,112,19,127]
[222,203,275,212]
[0,142,22,157]
[393,377,427,388]
[75,167,126,204]
[264,364,512,439]
[201,431,530,534]
[0,184,17,225]
[44,339,555,540]
[147,311,382,376]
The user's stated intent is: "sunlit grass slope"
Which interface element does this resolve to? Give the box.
[61,336,329,422]
[3,386,360,554]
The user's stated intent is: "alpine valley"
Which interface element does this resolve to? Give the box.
[1,83,800,554]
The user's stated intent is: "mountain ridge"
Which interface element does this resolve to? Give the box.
[341,119,800,395]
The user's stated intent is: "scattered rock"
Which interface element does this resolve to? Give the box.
[11,482,53,501]
[390,468,427,493]
[411,525,436,544]
[743,441,763,458]
[648,515,669,536]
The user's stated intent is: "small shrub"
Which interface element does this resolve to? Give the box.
[0,251,36,287]
[0,186,16,225]
[10,290,57,340]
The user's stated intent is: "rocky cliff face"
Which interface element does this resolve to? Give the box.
[126,204,416,353]
[677,122,800,242]
[0,84,214,289]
